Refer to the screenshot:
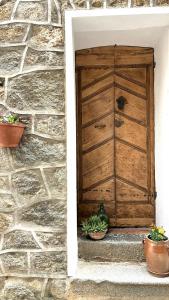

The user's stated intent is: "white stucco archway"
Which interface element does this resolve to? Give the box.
[65,7,169,276]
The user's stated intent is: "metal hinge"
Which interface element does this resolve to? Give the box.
[154,191,157,200]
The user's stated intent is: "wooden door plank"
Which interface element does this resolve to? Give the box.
[115,88,147,124]
[115,141,148,189]
[115,114,147,150]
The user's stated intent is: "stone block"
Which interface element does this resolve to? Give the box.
[0,0,15,21]
[91,0,103,7]
[36,231,66,248]
[154,0,169,5]
[43,167,66,196]
[10,134,66,168]
[11,169,48,205]
[15,1,48,21]
[3,277,43,300]
[7,70,65,113]
[0,23,28,43]
[24,48,64,69]
[73,0,87,7]
[45,279,67,299]
[29,25,64,50]
[18,114,32,133]
[107,0,128,6]
[1,252,28,272]
[19,199,66,227]
[3,230,40,249]
[0,148,12,172]
[132,0,150,6]
[0,47,24,75]
[34,115,65,138]
[30,251,66,274]
[0,194,16,212]
[0,213,13,232]
[61,0,73,10]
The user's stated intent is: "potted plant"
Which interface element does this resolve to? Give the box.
[143,226,169,277]
[0,112,25,147]
[82,215,108,240]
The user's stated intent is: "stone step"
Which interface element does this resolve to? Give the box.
[78,233,146,262]
[68,260,169,300]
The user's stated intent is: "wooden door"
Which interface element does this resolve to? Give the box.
[76,46,155,227]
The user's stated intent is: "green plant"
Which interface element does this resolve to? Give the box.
[0,112,19,124]
[82,215,108,236]
[148,226,168,242]
[97,203,109,225]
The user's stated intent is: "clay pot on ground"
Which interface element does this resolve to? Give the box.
[0,123,25,147]
[143,236,169,277]
[89,230,107,240]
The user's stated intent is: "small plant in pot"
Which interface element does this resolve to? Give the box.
[143,226,169,277]
[82,215,108,240]
[0,112,25,147]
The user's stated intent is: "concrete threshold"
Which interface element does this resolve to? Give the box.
[68,261,169,299]
[75,260,169,285]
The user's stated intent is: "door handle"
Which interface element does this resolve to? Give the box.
[116,96,127,110]
[94,124,106,129]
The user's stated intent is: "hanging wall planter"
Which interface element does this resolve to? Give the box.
[0,113,25,148]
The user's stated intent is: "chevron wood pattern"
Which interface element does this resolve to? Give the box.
[76,46,155,227]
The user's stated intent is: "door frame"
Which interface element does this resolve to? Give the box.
[65,7,169,276]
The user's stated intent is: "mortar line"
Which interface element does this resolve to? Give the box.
[4,65,64,78]
[0,234,4,251]
[11,0,20,20]
[70,0,76,9]
[20,46,28,73]
[40,168,52,199]
[0,20,63,27]
[0,247,65,254]
[54,0,62,24]
[41,278,48,298]
[0,101,65,115]
[4,77,8,102]
[0,258,5,274]
[150,0,154,6]
[48,0,52,23]
[128,0,132,8]
[31,114,35,134]
[23,24,31,42]
[0,43,27,48]
[27,251,31,275]
[31,231,44,249]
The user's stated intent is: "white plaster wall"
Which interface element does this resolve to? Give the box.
[154,29,169,237]
[75,27,166,50]
[66,8,169,276]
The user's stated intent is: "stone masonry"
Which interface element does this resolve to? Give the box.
[0,0,168,299]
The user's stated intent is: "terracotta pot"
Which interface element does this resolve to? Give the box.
[143,236,169,277]
[89,231,107,240]
[0,123,25,147]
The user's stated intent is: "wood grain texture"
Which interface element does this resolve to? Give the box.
[76,45,155,227]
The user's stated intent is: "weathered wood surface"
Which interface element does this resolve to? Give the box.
[76,45,155,227]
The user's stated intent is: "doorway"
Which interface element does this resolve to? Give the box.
[76,45,155,227]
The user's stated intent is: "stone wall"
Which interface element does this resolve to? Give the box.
[0,0,168,299]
